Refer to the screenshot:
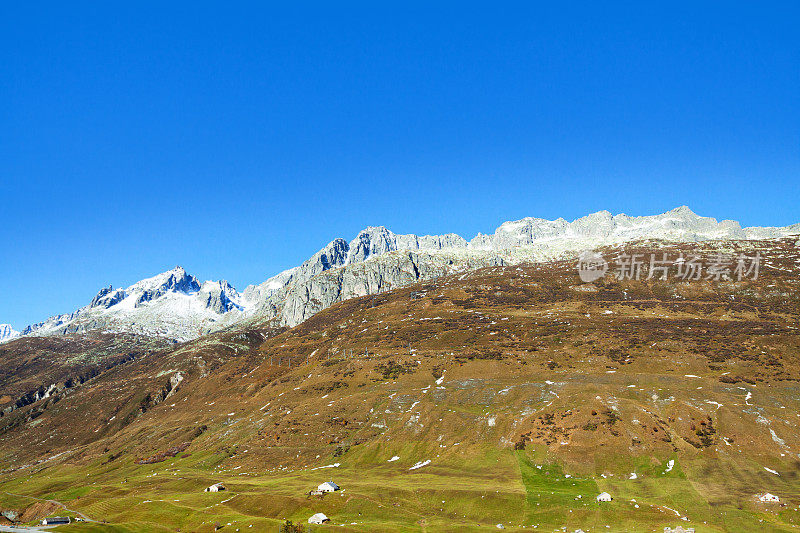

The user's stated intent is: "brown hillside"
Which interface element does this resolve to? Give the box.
[1,238,799,531]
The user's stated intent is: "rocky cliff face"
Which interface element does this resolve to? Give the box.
[199,280,242,314]
[15,207,800,341]
[343,226,469,263]
[275,250,503,327]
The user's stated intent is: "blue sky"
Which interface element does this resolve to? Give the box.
[2,2,799,329]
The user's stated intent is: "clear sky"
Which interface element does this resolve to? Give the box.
[2,2,799,329]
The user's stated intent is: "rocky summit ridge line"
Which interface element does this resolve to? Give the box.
[14,206,800,342]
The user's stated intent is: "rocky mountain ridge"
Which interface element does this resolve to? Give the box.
[14,206,800,341]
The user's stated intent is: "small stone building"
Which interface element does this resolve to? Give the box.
[205,482,226,492]
[42,517,71,525]
[318,481,340,492]
[308,512,330,524]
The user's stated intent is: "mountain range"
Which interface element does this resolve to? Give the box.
[2,208,800,531]
[12,206,800,342]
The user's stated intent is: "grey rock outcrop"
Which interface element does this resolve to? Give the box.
[200,280,241,314]
[277,250,502,327]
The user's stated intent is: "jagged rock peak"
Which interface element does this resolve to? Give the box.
[20,266,243,341]
[131,265,199,292]
[199,280,241,314]
[344,226,469,265]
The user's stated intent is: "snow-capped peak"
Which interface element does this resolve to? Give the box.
[125,265,199,296]
[0,324,20,344]
[22,267,245,342]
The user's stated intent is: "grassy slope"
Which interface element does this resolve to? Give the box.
[2,447,796,532]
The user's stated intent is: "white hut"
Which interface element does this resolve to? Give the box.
[318,481,340,492]
[759,493,780,502]
[308,512,330,524]
[205,482,226,492]
[596,492,612,502]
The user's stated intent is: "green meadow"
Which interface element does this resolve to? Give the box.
[2,444,798,532]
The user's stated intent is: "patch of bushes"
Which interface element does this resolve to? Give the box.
[375,360,416,380]
[135,441,191,465]
[280,520,305,533]
[719,375,756,384]
[102,451,124,464]
[333,444,350,457]
[313,381,347,393]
